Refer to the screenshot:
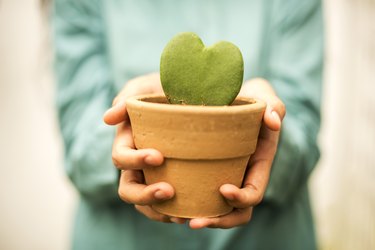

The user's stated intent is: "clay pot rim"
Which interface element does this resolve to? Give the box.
[126,94,266,115]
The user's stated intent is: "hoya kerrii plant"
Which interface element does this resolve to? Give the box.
[160,32,244,106]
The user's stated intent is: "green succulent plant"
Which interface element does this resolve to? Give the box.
[160,32,244,106]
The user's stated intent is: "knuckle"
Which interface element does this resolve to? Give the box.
[236,208,253,227]
[111,150,122,169]
[135,194,148,206]
[134,205,143,213]
[238,217,251,227]
[112,157,120,168]
[275,99,286,117]
[131,187,153,206]
[253,193,264,206]
[112,96,120,106]
[118,187,131,204]
[279,101,286,117]
[243,211,252,224]
[268,97,286,119]
[242,192,254,207]
[119,189,149,206]
[246,188,263,207]
[243,187,263,207]
[112,148,140,170]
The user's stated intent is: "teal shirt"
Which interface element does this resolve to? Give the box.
[53,0,323,249]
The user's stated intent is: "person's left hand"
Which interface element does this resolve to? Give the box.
[189,78,286,229]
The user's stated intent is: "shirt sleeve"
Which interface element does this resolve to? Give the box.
[53,0,119,204]
[262,0,324,205]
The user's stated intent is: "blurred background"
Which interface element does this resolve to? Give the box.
[0,0,374,249]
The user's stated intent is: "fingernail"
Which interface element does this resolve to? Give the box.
[144,155,154,165]
[271,110,280,123]
[154,190,167,200]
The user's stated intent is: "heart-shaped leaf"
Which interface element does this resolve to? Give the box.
[160,32,244,106]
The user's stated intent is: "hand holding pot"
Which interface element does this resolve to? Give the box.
[189,78,286,229]
[104,73,186,224]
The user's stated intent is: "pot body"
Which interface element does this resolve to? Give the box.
[126,95,266,218]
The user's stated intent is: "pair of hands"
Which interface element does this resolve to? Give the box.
[103,73,285,229]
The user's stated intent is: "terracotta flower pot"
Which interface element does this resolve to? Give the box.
[126,95,266,218]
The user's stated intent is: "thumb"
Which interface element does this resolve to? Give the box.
[262,97,286,131]
[103,98,128,125]
[241,78,286,131]
[103,73,163,125]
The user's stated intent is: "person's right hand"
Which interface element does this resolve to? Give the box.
[103,73,186,224]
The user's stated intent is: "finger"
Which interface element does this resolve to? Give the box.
[103,78,150,125]
[239,78,286,131]
[220,183,264,209]
[113,147,164,170]
[254,91,285,132]
[220,128,277,209]
[257,124,280,143]
[103,73,163,125]
[189,207,253,229]
[262,99,285,132]
[103,100,128,125]
[249,127,279,169]
[112,123,164,170]
[135,205,172,223]
[119,170,174,205]
[230,137,275,207]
